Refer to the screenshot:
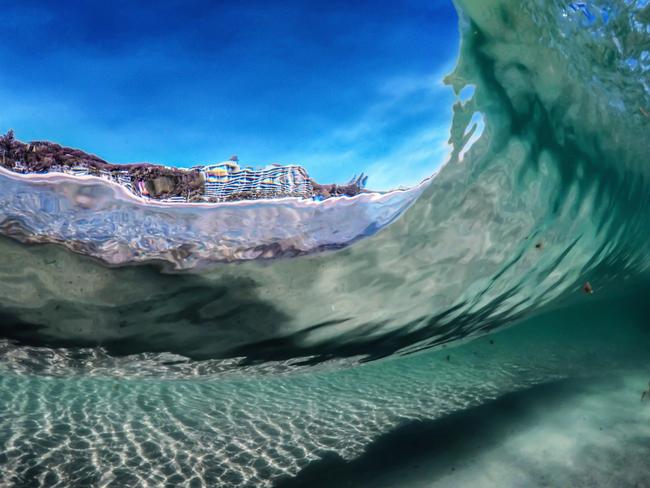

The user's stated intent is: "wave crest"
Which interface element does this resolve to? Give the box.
[0,0,648,366]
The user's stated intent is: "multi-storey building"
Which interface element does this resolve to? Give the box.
[201,161,313,202]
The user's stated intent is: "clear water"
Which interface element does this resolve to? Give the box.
[1,0,649,486]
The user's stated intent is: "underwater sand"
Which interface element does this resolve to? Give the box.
[1,0,649,486]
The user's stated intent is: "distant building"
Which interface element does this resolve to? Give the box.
[200,161,313,201]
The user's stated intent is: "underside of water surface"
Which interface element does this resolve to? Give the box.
[1,0,649,486]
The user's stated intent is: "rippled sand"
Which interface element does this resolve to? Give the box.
[2,296,649,487]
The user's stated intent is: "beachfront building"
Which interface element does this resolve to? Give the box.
[201,160,313,202]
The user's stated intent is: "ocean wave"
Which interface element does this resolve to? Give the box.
[2,1,650,486]
[0,168,426,269]
[0,0,648,366]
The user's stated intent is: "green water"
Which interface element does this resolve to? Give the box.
[2,290,649,486]
[1,0,649,486]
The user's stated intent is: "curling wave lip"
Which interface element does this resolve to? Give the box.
[0,0,648,366]
[0,166,429,270]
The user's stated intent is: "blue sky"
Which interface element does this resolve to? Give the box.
[0,0,459,189]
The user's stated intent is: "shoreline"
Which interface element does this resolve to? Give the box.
[0,165,428,209]
[0,130,368,204]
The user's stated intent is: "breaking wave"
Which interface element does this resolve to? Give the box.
[1,1,650,486]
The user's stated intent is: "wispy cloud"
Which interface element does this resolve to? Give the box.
[284,64,456,190]
[1,65,458,188]
[0,0,460,184]
[362,126,451,190]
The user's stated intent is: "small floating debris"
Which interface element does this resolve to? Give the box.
[582,281,593,294]
[534,241,543,250]
[642,382,650,403]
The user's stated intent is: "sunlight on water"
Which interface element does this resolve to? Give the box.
[0,0,649,486]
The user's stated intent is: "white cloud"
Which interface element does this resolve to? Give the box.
[284,66,456,189]
[363,126,451,190]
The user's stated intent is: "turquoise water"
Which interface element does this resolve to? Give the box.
[1,293,649,486]
[1,0,650,486]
